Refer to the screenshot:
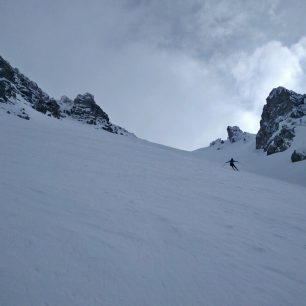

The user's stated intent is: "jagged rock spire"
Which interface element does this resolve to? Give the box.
[0,54,133,136]
[256,86,306,155]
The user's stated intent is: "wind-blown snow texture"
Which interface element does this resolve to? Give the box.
[199,127,306,186]
[1,110,306,306]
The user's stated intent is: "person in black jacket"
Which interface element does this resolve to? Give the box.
[226,158,239,171]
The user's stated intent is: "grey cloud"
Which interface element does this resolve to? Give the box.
[117,0,304,57]
[1,0,306,149]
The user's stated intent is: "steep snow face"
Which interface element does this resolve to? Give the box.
[0,55,132,136]
[256,86,306,156]
[1,111,306,306]
[195,125,306,186]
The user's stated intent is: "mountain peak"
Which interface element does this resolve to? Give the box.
[256,87,306,156]
[0,54,133,137]
[226,126,250,143]
[0,55,15,84]
[75,92,94,101]
[70,92,110,124]
[59,95,72,104]
[268,86,291,99]
[209,126,253,149]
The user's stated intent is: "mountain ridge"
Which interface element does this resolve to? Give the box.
[0,55,133,137]
[256,86,306,160]
[206,87,306,163]
[1,55,306,161]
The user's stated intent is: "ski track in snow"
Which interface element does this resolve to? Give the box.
[0,111,306,306]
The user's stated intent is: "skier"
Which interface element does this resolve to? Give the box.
[226,158,239,171]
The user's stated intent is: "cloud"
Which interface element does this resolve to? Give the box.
[1,0,306,150]
[91,43,237,150]
[91,40,281,150]
[230,37,306,124]
[120,0,306,57]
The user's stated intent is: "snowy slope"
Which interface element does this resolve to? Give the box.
[194,130,306,187]
[1,111,306,306]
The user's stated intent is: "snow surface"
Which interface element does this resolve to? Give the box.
[195,131,306,187]
[1,110,306,306]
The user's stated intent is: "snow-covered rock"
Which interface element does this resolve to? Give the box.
[0,55,133,137]
[227,126,252,143]
[209,126,253,151]
[0,55,60,118]
[207,88,306,163]
[256,86,306,156]
[209,138,225,148]
[291,148,306,162]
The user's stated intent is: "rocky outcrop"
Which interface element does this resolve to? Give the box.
[206,87,306,163]
[256,87,306,155]
[291,149,306,163]
[70,93,109,124]
[227,126,251,143]
[0,55,132,136]
[265,126,295,155]
[209,126,253,150]
[58,93,130,135]
[0,56,61,118]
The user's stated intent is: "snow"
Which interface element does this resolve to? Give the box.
[1,111,306,306]
[195,130,306,187]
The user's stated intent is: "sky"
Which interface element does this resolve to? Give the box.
[1,0,306,150]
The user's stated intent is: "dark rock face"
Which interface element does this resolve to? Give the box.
[227,126,250,143]
[0,58,17,103]
[0,79,16,103]
[291,149,306,162]
[256,87,306,154]
[58,93,130,135]
[33,98,61,118]
[71,93,109,124]
[266,126,295,155]
[0,56,15,82]
[0,55,132,136]
[0,56,60,118]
